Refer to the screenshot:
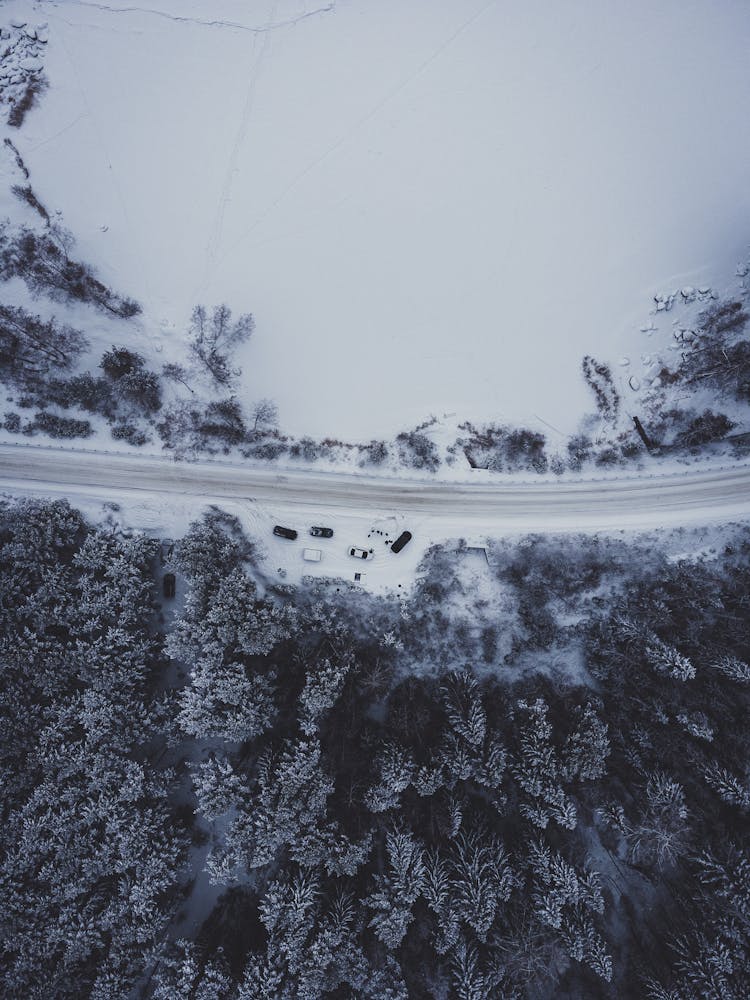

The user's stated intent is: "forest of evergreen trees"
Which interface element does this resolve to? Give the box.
[1,499,749,999]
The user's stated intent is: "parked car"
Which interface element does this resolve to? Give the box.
[162,572,176,599]
[310,526,334,538]
[348,546,371,560]
[391,530,412,553]
[273,525,298,540]
[303,548,322,562]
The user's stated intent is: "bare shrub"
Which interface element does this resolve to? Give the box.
[188,304,254,385]
[8,77,48,128]
[0,304,88,387]
[162,362,195,394]
[459,422,547,473]
[199,398,247,447]
[11,184,49,223]
[582,355,620,423]
[0,223,141,316]
[677,301,750,402]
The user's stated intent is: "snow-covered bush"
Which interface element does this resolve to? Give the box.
[458,421,548,473]
[28,409,92,438]
[396,429,440,471]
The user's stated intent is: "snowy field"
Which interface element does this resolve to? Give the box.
[7,0,750,442]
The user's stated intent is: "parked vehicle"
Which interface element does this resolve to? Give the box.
[303,548,322,562]
[162,572,176,599]
[310,526,334,538]
[391,530,412,553]
[273,525,298,540]
[348,546,370,560]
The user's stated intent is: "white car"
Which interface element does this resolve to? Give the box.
[348,546,371,560]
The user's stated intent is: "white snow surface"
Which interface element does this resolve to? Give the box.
[8,0,750,440]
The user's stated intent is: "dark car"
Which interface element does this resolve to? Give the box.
[273,525,298,541]
[310,526,334,538]
[391,531,412,553]
[162,572,176,599]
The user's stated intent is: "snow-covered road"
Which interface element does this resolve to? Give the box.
[1,444,749,534]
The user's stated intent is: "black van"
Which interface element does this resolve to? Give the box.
[391,531,412,553]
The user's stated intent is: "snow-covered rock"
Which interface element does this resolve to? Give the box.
[9,18,26,29]
[19,57,43,72]
[628,375,641,391]
[654,291,677,312]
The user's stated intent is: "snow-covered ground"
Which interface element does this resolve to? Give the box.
[9,0,750,441]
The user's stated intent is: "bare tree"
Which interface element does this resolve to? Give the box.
[162,361,195,394]
[188,304,254,385]
[0,304,88,385]
[250,398,279,434]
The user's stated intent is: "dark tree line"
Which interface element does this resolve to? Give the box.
[0,499,190,998]
[148,516,750,999]
[2,503,749,998]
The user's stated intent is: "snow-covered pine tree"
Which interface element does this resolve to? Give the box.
[365,743,414,812]
[177,654,277,743]
[250,739,334,869]
[714,654,750,684]
[645,638,696,681]
[298,649,353,736]
[366,827,426,948]
[442,670,487,747]
[561,702,610,782]
[512,699,577,830]
[447,829,516,941]
[192,754,250,821]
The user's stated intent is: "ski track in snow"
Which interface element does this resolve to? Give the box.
[216,0,500,263]
[49,13,153,299]
[48,1,336,34]
[200,1,279,298]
